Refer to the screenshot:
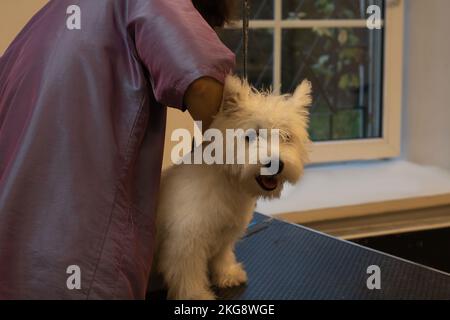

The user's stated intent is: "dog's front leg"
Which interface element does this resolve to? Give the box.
[160,243,216,300]
[210,244,248,289]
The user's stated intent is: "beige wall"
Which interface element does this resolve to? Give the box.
[0,0,49,55]
[163,110,194,168]
[0,0,193,169]
[402,0,450,170]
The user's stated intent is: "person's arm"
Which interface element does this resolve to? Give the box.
[184,77,224,131]
[128,0,235,117]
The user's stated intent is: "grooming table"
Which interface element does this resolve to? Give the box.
[149,213,450,300]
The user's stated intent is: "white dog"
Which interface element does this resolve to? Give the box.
[153,75,311,300]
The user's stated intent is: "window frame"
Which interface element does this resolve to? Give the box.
[226,0,404,164]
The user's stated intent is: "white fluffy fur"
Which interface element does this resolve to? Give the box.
[153,75,312,300]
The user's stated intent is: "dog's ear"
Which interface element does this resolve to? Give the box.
[221,75,250,112]
[291,80,313,112]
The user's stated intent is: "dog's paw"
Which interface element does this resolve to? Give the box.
[212,263,248,288]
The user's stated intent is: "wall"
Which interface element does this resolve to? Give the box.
[402,0,450,170]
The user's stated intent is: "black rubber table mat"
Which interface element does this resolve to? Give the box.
[215,213,450,300]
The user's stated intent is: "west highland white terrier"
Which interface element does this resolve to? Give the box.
[153,75,312,300]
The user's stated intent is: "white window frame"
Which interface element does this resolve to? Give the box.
[226,0,404,164]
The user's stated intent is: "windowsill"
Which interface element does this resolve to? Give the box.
[256,160,450,224]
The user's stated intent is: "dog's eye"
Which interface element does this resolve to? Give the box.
[283,133,292,143]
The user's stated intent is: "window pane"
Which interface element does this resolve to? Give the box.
[282,27,384,141]
[283,0,384,20]
[218,29,274,90]
[238,0,274,20]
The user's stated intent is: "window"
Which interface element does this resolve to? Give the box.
[218,0,404,163]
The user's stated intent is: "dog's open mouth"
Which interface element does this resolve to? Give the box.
[256,175,279,191]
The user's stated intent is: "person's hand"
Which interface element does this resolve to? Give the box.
[184,77,224,131]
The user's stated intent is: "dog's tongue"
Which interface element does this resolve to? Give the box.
[260,176,278,190]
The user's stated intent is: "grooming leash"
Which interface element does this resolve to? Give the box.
[242,0,250,80]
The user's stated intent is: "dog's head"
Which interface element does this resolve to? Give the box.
[211,75,312,199]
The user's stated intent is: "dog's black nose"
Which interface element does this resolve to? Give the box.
[264,160,284,175]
